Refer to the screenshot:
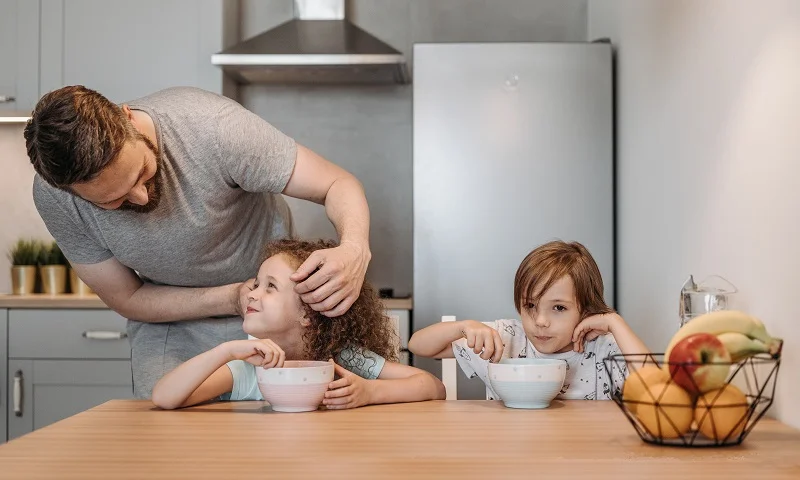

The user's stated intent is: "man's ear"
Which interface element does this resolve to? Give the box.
[121,104,134,120]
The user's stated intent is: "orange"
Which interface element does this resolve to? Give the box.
[635,382,693,439]
[694,384,749,441]
[622,365,670,413]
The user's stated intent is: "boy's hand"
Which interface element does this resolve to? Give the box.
[460,320,504,363]
[572,313,623,353]
[323,361,374,409]
[225,339,285,369]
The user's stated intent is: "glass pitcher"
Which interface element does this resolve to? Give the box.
[679,275,737,327]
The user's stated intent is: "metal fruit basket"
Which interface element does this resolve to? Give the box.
[603,353,781,447]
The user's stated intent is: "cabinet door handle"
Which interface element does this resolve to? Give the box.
[82,330,128,340]
[14,370,23,417]
[0,95,15,103]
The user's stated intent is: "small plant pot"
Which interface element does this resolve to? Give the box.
[40,265,67,294]
[69,268,94,295]
[11,266,37,294]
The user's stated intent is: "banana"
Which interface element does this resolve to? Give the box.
[716,332,772,362]
[664,310,782,370]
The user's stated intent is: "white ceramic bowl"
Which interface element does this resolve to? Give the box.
[256,361,334,413]
[488,358,567,409]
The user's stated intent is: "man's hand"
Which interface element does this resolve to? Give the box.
[322,361,374,409]
[290,241,371,317]
[233,280,251,317]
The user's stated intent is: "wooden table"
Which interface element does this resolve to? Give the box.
[0,400,798,479]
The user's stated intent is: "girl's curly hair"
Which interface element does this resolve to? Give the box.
[264,238,399,363]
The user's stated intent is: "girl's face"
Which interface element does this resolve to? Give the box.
[520,275,582,354]
[240,254,307,340]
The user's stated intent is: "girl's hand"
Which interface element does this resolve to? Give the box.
[571,313,623,353]
[323,361,374,409]
[225,339,285,369]
[460,320,504,363]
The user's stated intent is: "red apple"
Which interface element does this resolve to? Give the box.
[668,333,731,394]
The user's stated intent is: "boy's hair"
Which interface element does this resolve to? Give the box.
[24,85,140,188]
[513,240,613,319]
[264,238,399,363]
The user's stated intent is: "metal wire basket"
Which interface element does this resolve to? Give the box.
[603,353,780,447]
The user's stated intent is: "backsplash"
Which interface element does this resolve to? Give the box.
[242,85,413,297]
[0,124,53,294]
[0,1,590,296]
[239,0,590,296]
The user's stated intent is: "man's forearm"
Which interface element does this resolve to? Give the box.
[324,174,370,246]
[114,282,240,323]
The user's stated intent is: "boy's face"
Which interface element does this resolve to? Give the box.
[520,275,582,354]
[240,254,307,339]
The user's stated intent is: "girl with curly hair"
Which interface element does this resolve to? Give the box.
[152,238,445,410]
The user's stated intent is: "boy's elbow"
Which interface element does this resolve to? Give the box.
[408,336,420,355]
[408,335,430,357]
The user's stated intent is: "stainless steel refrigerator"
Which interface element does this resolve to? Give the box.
[412,42,615,400]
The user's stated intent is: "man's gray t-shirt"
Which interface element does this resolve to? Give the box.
[32,87,297,399]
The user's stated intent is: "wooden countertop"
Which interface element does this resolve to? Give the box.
[0,400,797,479]
[0,293,108,309]
[0,294,412,310]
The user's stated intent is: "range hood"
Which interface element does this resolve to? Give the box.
[212,0,409,85]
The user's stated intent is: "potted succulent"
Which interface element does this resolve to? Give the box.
[39,241,68,294]
[69,262,94,296]
[8,239,43,294]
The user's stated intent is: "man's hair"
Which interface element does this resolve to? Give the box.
[264,238,399,362]
[24,85,137,188]
[513,240,613,319]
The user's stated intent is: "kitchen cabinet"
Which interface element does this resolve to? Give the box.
[38,0,237,102]
[386,308,411,365]
[1,299,413,442]
[5,309,133,441]
[0,0,40,112]
[7,360,133,441]
[0,309,7,443]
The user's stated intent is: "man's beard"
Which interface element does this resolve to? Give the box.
[119,134,163,213]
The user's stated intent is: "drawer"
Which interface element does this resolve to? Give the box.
[9,309,131,359]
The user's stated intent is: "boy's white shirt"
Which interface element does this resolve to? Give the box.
[452,319,627,400]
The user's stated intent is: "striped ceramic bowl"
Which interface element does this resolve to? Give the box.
[256,361,334,413]
[488,358,566,409]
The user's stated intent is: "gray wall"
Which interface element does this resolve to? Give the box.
[589,0,799,428]
[0,124,53,294]
[238,0,588,296]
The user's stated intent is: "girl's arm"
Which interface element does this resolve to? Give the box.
[151,344,235,410]
[151,339,285,409]
[323,361,446,409]
[409,320,503,360]
[371,362,446,404]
